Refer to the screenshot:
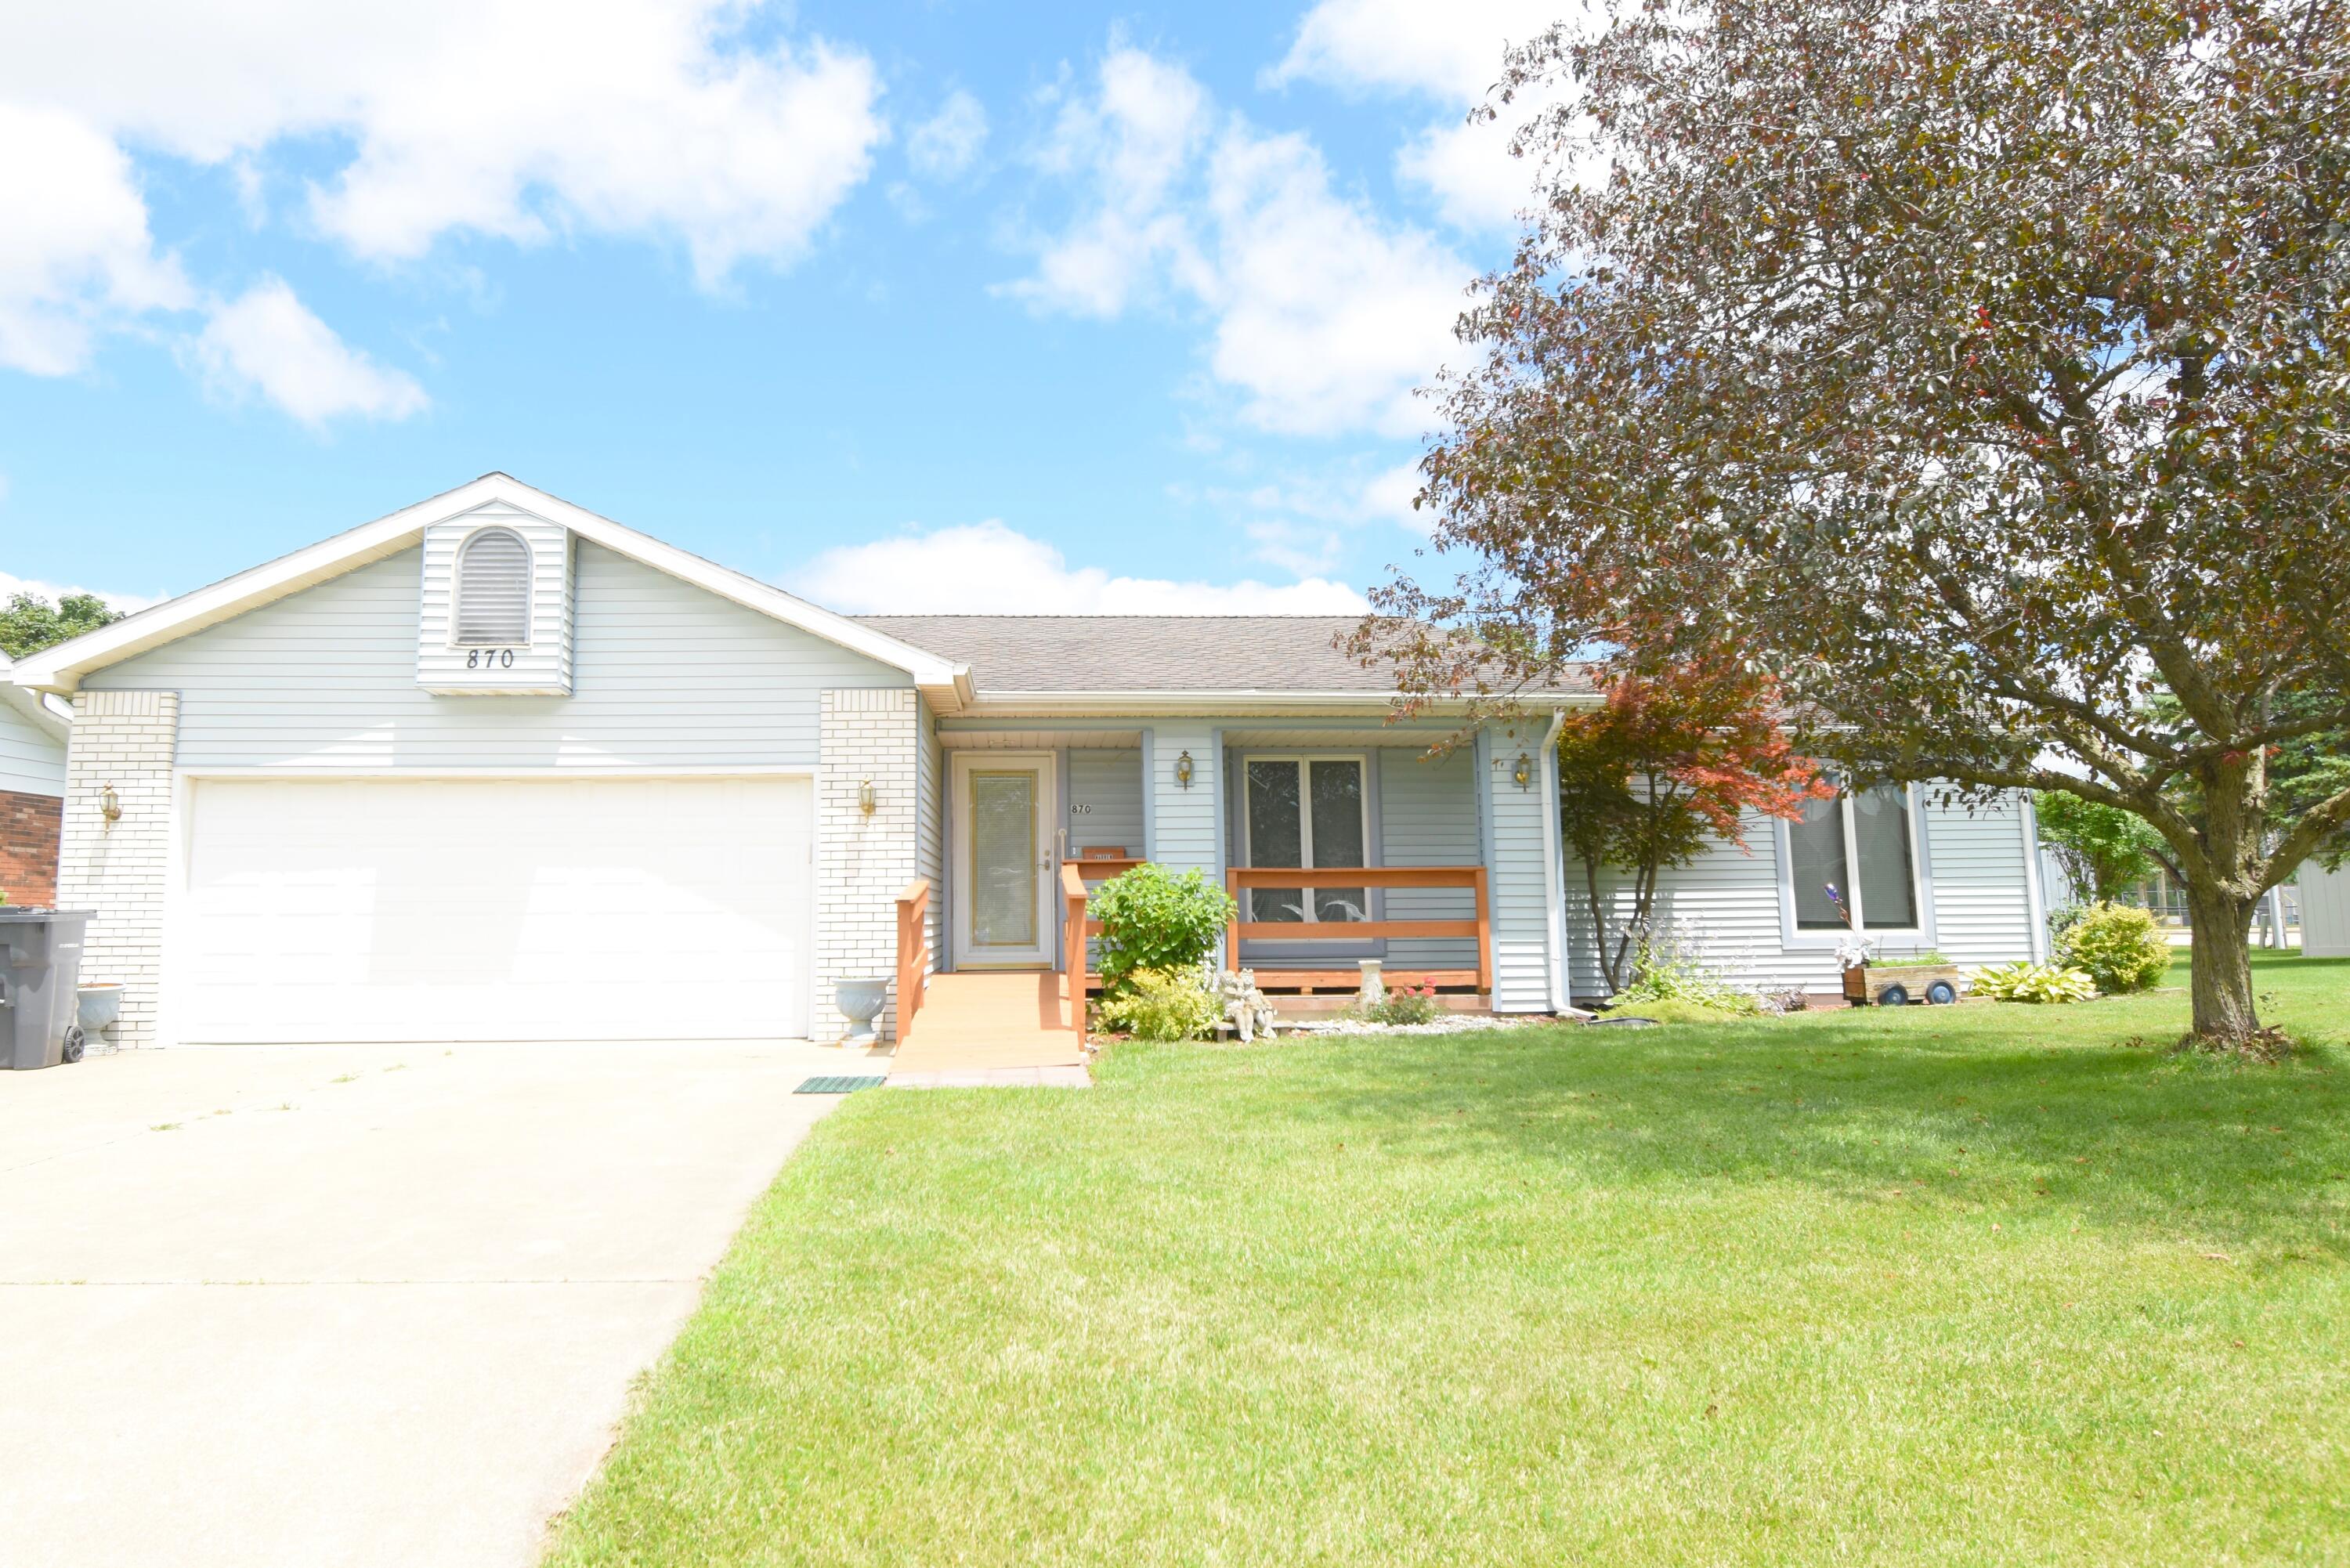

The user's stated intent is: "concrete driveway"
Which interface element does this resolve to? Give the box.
[0,1039,862,1567]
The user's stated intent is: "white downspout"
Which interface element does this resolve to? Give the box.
[2019,789,2050,963]
[1536,708,1569,1013]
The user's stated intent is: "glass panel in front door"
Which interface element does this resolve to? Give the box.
[970,771,1037,948]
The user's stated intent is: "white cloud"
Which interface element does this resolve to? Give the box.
[2,2,887,288]
[191,276,429,426]
[1011,49,1211,318]
[908,90,989,181]
[1244,519,1347,577]
[0,570,168,614]
[1357,461,1425,526]
[1010,47,1470,437]
[1272,0,1564,99]
[1273,0,1589,232]
[1397,115,1542,230]
[796,519,1367,614]
[0,100,192,375]
[0,1,884,400]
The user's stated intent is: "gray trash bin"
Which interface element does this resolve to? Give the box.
[1,910,94,1070]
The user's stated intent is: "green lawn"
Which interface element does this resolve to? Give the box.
[548,954,2350,1566]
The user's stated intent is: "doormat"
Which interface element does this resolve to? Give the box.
[795,1075,887,1095]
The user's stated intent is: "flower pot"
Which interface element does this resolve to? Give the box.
[835,978,890,1044]
[78,983,124,1037]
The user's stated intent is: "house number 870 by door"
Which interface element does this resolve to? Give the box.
[466,649,515,669]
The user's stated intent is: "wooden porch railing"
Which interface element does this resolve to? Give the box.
[895,879,930,1041]
[1060,863,1091,1049]
[1224,865,1491,995]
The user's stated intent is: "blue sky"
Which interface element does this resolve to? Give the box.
[0,1,1560,615]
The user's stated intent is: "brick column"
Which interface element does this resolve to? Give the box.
[817,688,920,1042]
[56,691,179,1050]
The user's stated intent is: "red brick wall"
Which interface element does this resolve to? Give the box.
[0,789,63,909]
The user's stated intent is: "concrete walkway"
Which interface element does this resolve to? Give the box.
[0,1039,868,1568]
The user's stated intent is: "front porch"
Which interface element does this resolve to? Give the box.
[882,710,1563,1069]
[886,860,1494,1078]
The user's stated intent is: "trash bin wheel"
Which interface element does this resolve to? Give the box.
[1876,982,1911,1007]
[60,1024,85,1065]
[1925,979,1958,1006]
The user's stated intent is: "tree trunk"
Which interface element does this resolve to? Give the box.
[2184,880,2261,1039]
[1583,862,1623,994]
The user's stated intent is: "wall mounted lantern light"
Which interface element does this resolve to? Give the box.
[1173,750,1195,790]
[858,778,877,815]
[1513,753,1533,789]
[99,782,122,826]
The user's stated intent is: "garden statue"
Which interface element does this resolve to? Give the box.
[1211,966,1278,1043]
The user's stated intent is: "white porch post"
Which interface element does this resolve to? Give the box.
[1480,714,1565,1013]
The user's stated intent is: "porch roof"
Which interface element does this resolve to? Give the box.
[855,614,1596,705]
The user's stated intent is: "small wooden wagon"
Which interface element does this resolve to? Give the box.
[1842,963,1965,1007]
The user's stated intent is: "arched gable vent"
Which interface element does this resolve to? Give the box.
[454,528,532,645]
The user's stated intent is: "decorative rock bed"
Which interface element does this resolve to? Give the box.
[1279,1013,1562,1037]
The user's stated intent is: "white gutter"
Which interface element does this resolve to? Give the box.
[962,690,1601,719]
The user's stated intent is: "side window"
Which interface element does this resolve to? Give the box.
[1789,783,1921,931]
[454,528,531,646]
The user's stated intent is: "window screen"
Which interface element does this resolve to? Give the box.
[1852,785,1918,929]
[1788,793,1849,930]
[454,529,531,645]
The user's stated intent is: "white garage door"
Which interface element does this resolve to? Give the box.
[178,776,812,1043]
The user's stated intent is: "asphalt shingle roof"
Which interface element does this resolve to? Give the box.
[852,615,1396,694]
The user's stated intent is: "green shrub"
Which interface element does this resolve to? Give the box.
[1612,943,1762,1014]
[2055,901,2171,994]
[1363,983,1440,1026]
[1969,960,2099,1004]
[1096,967,1222,1042]
[1089,864,1238,995]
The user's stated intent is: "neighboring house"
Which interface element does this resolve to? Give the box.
[6,475,2044,1050]
[0,656,69,907]
[2303,861,2350,959]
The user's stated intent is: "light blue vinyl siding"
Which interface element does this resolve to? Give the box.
[1143,723,1221,876]
[1379,746,1479,970]
[1563,789,2041,998]
[86,542,909,769]
[1065,749,1144,858]
[0,695,67,796]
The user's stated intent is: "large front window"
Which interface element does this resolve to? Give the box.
[1789,784,1920,930]
[1243,757,1367,923]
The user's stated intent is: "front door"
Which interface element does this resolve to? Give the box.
[951,752,1057,968]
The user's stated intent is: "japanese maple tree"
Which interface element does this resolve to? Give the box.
[1559,660,1831,992]
[1374,0,2350,1042]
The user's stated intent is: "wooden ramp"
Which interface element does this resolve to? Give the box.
[892,971,1087,1075]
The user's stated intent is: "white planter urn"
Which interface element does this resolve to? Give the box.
[835,978,889,1045]
[1357,959,1386,1008]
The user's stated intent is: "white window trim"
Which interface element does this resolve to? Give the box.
[451,526,533,648]
[1239,753,1372,925]
[1774,782,1936,948]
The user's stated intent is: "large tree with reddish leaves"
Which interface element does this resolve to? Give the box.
[1374,0,2350,1042]
[1560,661,1831,992]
